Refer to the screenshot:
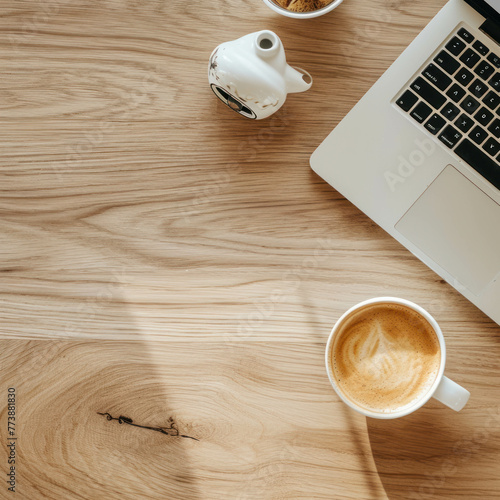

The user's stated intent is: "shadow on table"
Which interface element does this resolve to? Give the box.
[0,264,201,500]
[366,406,482,500]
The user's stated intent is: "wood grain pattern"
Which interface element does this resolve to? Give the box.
[0,0,499,498]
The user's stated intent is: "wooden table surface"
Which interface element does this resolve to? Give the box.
[1,0,500,498]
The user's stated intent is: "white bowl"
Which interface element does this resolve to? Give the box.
[261,0,344,19]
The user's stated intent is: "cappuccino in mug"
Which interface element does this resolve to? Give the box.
[328,303,441,414]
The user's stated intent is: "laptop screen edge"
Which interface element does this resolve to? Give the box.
[465,0,500,22]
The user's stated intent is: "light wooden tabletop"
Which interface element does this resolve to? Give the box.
[1,0,500,498]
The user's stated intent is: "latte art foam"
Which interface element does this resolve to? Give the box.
[330,303,441,413]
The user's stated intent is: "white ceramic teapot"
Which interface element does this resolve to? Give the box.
[208,30,313,120]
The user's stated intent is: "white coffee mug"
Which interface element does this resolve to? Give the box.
[325,297,470,419]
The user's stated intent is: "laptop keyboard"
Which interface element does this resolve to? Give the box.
[395,26,500,191]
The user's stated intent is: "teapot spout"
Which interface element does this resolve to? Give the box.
[254,30,282,59]
[285,66,313,94]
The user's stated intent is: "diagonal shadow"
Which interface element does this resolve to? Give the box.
[0,261,201,500]
[366,402,500,500]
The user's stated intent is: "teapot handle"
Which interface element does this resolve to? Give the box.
[293,67,313,85]
[286,66,313,93]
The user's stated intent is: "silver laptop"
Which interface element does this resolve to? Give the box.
[311,0,500,325]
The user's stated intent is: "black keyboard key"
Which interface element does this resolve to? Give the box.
[460,48,481,68]
[455,113,474,132]
[460,95,480,113]
[434,50,460,74]
[457,28,474,43]
[487,52,500,68]
[446,36,466,56]
[447,83,466,102]
[425,114,446,135]
[455,67,474,86]
[482,90,500,110]
[475,60,495,80]
[483,137,500,156]
[396,89,418,112]
[488,118,500,137]
[472,40,489,56]
[422,63,452,91]
[455,139,500,190]
[475,106,494,125]
[469,79,488,97]
[410,77,447,109]
[411,101,432,123]
[469,125,488,144]
[438,125,462,148]
[489,72,500,91]
[441,102,460,120]
[434,50,460,75]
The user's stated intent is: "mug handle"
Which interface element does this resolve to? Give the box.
[432,375,470,411]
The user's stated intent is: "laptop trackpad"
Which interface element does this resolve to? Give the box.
[395,166,500,296]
